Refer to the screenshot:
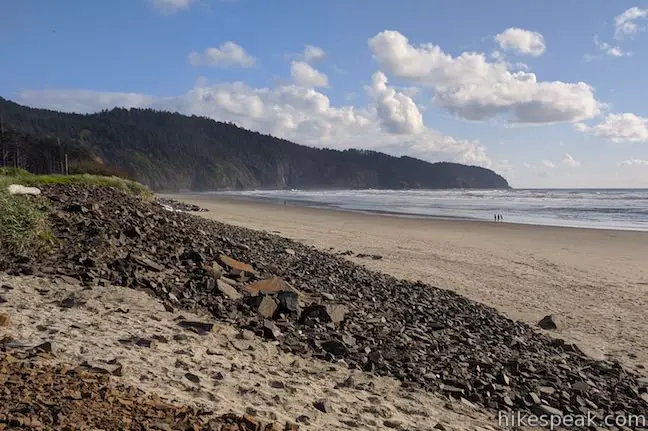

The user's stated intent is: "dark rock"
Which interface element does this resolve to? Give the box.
[301,304,347,325]
[1,283,13,290]
[276,291,301,318]
[132,255,165,272]
[0,295,6,304]
[313,399,331,413]
[321,340,348,357]
[262,320,282,340]
[538,314,564,330]
[177,321,214,334]
[184,373,200,384]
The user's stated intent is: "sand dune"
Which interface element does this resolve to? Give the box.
[165,194,648,373]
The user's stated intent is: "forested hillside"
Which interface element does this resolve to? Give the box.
[0,97,509,191]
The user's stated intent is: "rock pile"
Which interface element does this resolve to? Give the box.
[2,183,648,422]
[0,348,297,430]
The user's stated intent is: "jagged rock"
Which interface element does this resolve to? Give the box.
[0,295,6,304]
[257,296,279,319]
[219,254,255,274]
[313,399,331,413]
[301,304,347,325]
[1,282,13,290]
[276,291,300,318]
[246,277,299,296]
[217,280,242,300]
[262,320,282,340]
[538,314,564,330]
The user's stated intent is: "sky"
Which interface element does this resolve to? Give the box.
[1,1,648,188]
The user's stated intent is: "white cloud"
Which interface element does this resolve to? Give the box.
[367,71,424,134]
[16,77,491,169]
[368,30,600,124]
[615,6,648,39]
[303,45,326,62]
[591,35,631,58]
[576,113,648,143]
[290,61,329,88]
[188,42,256,68]
[495,28,546,56]
[620,159,648,166]
[148,0,194,14]
[562,153,581,167]
[542,160,556,169]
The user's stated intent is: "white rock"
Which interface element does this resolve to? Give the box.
[7,184,41,195]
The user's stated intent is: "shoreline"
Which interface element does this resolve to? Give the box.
[164,192,648,373]
[196,192,648,233]
[188,192,647,234]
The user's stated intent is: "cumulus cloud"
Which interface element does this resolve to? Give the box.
[495,28,546,56]
[290,61,329,88]
[615,6,648,39]
[16,77,491,168]
[367,71,424,134]
[303,45,326,62]
[148,0,194,14]
[368,30,600,124]
[620,159,648,166]
[562,153,581,167]
[188,42,256,68]
[576,113,648,143]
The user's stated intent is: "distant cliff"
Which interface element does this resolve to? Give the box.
[0,97,510,191]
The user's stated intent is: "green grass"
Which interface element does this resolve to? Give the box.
[0,168,153,200]
[0,169,153,253]
[0,188,54,255]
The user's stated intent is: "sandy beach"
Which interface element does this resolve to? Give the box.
[165,194,648,372]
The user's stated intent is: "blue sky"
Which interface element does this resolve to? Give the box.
[2,0,648,187]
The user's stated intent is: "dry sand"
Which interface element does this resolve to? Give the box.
[0,275,501,431]
[164,194,648,372]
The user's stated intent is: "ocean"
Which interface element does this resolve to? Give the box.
[209,189,648,232]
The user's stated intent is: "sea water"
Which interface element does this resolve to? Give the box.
[209,189,648,232]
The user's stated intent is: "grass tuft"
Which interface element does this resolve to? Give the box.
[0,189,54,255]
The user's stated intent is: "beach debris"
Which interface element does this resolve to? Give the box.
[538,314,564,330]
